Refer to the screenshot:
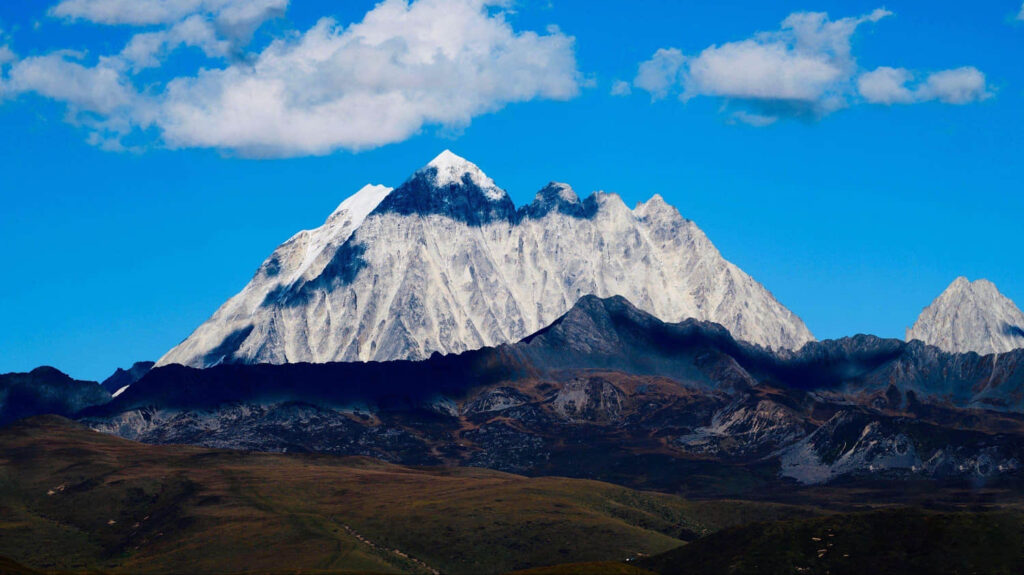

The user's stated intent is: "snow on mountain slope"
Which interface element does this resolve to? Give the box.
[157,151,814,368]
[907,277,1024,355]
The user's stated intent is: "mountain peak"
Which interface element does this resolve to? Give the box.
[520,182,591,219]
[947,276,998,295]
[907,277,1024,354]
[634,194,681,220]
[419,150,504,200]
[372,151,515,225]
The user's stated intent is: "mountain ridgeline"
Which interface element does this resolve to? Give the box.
[156,150,814,369]
[87,296,1024,491]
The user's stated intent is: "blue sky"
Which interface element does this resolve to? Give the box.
[1,0,1022,380]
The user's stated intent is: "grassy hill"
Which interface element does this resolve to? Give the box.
[0,416,814,574]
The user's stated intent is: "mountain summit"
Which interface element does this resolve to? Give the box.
[907,277,1024,354]
[157,152,814,368]
[373,150,516,225]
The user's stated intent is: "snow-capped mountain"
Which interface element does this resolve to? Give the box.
[157,151,814,368]
[907,277,1024,354]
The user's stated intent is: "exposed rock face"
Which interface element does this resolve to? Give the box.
[157,151,813,368]
[907,277,1024,355]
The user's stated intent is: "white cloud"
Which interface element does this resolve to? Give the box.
[3,52,156,149]
[5,0,578,156]
[919,67,990,104]
[49,0,286,30]
[157,0,579,156]
[633,48,684,100]
[629,8,989,125]
[679,9,889,117]
[685,40,845,105]
[610,80,631,96]
[857,66,916,104]
[51,0,287,61]
[859,66,990,105]
[1019,3,1024,21]
[7,53,138,115]
[51,0,203,25]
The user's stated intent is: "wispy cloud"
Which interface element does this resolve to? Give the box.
[2,0,581,157]
[628,8,991,125]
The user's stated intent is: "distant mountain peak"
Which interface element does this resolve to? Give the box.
[907,277,1024,354]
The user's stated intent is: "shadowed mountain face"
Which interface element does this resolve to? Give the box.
[0,367,109,425]
[80,296,1024,492]
[100,361,154,395]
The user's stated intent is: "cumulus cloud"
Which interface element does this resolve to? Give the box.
[919,67,991,104]
[158,0,579,156]
[629,8,990,124]
[4,0,579,156]
[859,66,990,105]
[856,66,915,104]
[685,9,890,108]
